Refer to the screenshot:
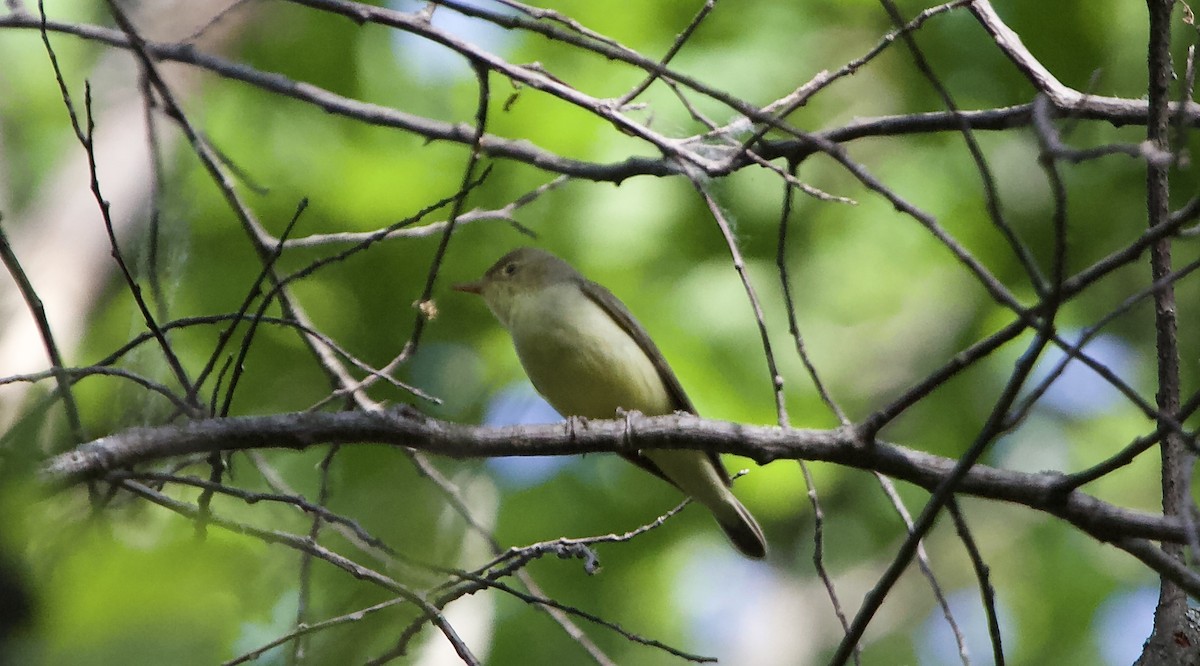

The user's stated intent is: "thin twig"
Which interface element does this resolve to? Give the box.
[874,472,969,665]
[0,220,85,443]
[948,499,1004,666]
[879,0,1045,298]
[41,0,198,413]
[117,479,480,663]
[831,331,1054,665]
[616,0,716,106]
[692,181,789,423]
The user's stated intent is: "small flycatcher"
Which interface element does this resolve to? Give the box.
[455,248,766,558]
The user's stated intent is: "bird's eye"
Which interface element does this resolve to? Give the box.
[503,262,518,276]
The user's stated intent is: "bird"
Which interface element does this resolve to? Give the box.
[455,247,766,558]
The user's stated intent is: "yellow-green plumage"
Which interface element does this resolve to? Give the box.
[510,282,675,419]
[456,247,766,559]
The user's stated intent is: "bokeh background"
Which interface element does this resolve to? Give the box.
[2,0,1198,664]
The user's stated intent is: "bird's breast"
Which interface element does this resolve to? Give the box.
[508,285,674,419]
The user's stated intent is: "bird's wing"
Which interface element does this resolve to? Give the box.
[578,278,732,487]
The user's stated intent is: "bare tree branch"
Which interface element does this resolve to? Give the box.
[38,410,1193,547]
[9,0,1200,661]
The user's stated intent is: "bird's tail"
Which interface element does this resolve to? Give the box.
[713,496,767,559]
[641,449,768,559]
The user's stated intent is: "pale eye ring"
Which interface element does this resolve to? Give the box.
[503,263,518,276]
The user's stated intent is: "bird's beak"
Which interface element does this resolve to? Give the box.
[453,280,484,295]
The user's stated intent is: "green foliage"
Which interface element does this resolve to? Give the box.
[2,0,1195,664]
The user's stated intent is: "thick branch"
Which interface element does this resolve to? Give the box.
[1139,0,1194,663]
[42,409,1187,546]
